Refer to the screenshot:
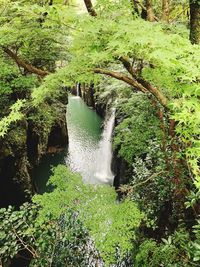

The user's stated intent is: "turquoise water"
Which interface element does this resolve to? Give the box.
[34,96,103,193]
[65,96,103,183]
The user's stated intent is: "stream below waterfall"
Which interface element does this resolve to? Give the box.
[34,95,115,193]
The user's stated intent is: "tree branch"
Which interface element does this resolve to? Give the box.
[94,67,168,108]
[83,0,97,17]
[12,226,38,258]
[119,56,138,78]
[3,47,50,77]
[117,171,167,195]
[138,78,168,108]
[93,68,147,93]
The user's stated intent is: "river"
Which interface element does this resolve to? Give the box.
[34,95,114,193]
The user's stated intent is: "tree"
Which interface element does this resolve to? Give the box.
[1,0,200,193]
[145,0,155,21]
[3,48,49,77]
[161,0,170,22]
[83,0,97,17]
[0,0,68,76]
[60,1,200,195]
[190,0,200,44]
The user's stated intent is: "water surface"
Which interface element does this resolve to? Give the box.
[65,96,103,183]
[35,95,104,192]
[35,95,115,193]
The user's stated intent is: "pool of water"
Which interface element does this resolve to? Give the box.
[65,96,103,183]
[34,95,104,193]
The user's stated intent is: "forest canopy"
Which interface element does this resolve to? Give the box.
[0,0,200,266]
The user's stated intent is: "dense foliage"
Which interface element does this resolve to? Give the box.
[0,165,142,266]
[0,0,200,266]
[0,202,93,267]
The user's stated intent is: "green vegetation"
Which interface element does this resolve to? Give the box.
[0,165,142,266]
[0,202,92,267]
[113,93,162,163]
[0,0,200,266]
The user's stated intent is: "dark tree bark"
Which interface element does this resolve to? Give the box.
[83,0,97,17]
[190,0,200,44]
[137,0,158,21]
[161,0,170,22]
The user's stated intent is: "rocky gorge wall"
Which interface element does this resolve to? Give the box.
[0,93,68,208]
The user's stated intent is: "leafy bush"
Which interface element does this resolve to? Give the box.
[134,226,194,267]
[33,165,143,265]
[0,202,94,267]
[0,165,143,266]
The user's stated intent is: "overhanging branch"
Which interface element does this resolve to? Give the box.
[138,78,168,108]
[3,47,50,77]
[93,68,147,93]
[93,67,168,108]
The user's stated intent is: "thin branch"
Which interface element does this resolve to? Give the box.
[132,171,167,188]
[12,227,38,258]
[117,171,168,195]
[119,56,138,78]
[138,77,169,108]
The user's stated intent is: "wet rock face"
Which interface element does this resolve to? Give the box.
[47,93,69,151]
[111,149,130,189]
[0,124,33,207]
[82,84,95,108]
[47,117,68,152]
[95,102,106,118]
[111,114,132,191]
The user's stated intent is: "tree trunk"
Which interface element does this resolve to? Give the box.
[161,0,170,22]
[83,0,97,17]
[145,0,155,22]
[190,0,200,44]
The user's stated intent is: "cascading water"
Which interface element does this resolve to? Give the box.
[64,95,115,185]
[76,82,80,96]
[94,109,115,185]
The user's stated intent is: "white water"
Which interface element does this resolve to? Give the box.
[94,109,115,185]
[76,82,80,96]
[35,96,115,192]
[65,96,115,185]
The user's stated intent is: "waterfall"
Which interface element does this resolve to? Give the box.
[94,109,115,184]
[76,82,80,96]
